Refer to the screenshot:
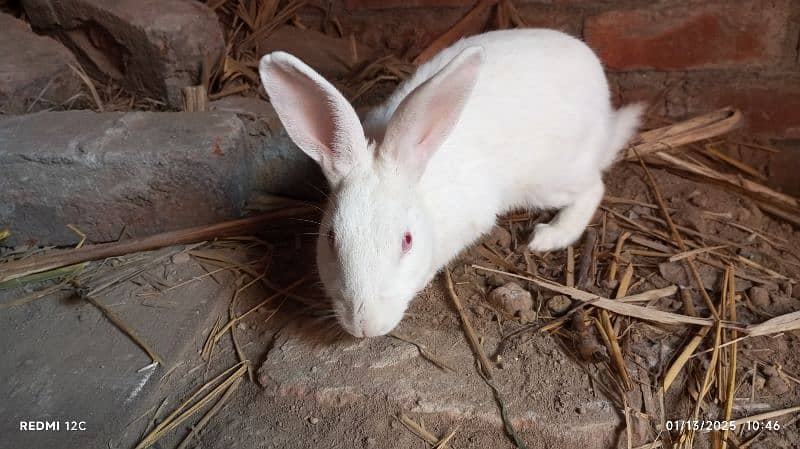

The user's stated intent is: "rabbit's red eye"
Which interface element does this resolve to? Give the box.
[402,232,413,253]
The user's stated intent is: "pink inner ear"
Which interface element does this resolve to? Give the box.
[415,97,461,152]
[382,47,483,178]
[268,63,339,160]
[261,52,368,185]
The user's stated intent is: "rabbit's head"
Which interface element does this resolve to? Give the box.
[259,48,483,337]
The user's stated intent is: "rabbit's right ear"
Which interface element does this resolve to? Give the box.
[259,52,366,185]
[382,46,484,181]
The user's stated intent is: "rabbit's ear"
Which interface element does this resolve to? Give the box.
[383,46,484,180]
[259,52,366,185]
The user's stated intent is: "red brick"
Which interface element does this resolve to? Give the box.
[684,79,800,138]
[585,0,791,71]
[345,0,475,10]
[763,142,800,197]
[325,7,470,56]
[515,0,592,4]
[607,72,673,125]
[516,5,582,36]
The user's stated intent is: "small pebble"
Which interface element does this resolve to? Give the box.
[308,417,319,425]
[792,282,800,299]
[519,309,537,323]
[689,192,709,208]
[488,282,533,315]
[486,274,506,288]
[748,286,770,308]
[547,295,572,315]
[488,225,512,249]
[171,252,191,264]
[767,376,790,395]
[763,366,778,376]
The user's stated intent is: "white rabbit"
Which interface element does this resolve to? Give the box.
[259,28,642,338]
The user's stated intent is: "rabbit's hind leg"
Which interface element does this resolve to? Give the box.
[527,179,604,253]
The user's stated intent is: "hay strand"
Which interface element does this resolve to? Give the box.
[84,294,164,365]
[444,268,493,379]
[473,265,712,327]
[134,362,248,449]
[621,108,742,161]
[0,205,317,284]
[389,332,456,373]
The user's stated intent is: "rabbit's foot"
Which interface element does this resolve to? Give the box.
[527,222,583,253]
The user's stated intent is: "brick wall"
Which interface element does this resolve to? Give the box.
[306,0,800,139]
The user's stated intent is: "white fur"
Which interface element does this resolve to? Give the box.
[260,29,643,338]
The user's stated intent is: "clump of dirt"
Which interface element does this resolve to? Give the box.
[487,282,534,317]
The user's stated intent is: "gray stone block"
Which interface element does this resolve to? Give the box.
[0,12,82,113]
[0,111,249,246]
[21,0,225,107]
[211,96,326,202]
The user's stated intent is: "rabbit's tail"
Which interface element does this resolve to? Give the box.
[600,103,645,169]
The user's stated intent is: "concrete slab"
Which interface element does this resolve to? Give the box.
[0,107,325,247]
[0,111,248,246]
[0,247,234,449]
[255,316,621,449]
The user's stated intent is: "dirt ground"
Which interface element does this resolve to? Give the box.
[2,143,800,449]
[126,154,800,448]
[24,152,789,449]
[200,163,800,449]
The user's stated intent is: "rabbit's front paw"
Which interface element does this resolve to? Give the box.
[528,223,578,253]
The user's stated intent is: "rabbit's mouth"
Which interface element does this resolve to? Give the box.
[331,295,404,338]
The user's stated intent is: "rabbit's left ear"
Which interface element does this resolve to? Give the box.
[259,51,366,186]
[382,46,484,180]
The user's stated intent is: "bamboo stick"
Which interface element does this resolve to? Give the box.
[0,205,317,284]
